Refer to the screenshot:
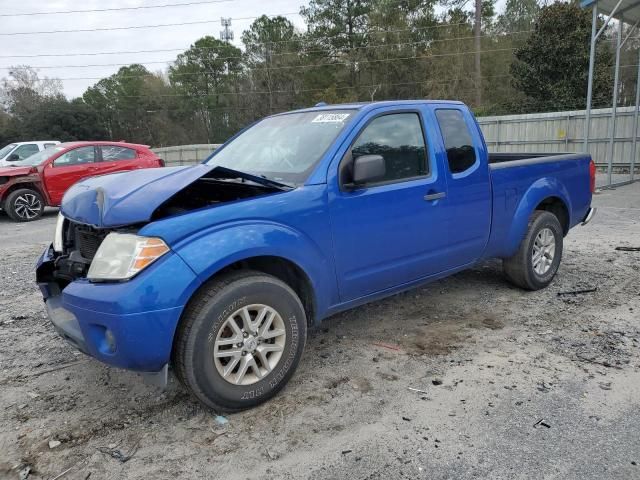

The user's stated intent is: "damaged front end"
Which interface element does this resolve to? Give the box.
[35,164,291,378]
[40,165,290,289]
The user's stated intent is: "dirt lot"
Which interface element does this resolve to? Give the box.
[1,182,639,480]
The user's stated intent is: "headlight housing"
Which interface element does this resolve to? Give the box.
[53,213,66,252]
[87,233,170,281]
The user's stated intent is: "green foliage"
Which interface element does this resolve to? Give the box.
[169,37,243,143]
[510,2,614,112]
[0,1,629,145]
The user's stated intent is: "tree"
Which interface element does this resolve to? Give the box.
[169,37,243,143]
[510,2,614,112]
[301,0,372,94]
[242,16,302,116]
[0,66,106,142]
[83,65,181,146]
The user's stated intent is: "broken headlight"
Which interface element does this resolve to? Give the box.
[87,233,169,281]
[53,213,66,253]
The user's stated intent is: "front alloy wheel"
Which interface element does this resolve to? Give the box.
[173,270,307,412]
[214,304,287,386]
[6,188,45,222]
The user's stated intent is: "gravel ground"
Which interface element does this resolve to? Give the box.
[1,182,639,480]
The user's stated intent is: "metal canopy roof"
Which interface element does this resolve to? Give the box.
[581,0,640,188]
[581,0,640,24]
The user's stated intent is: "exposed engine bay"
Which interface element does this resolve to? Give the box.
[152,170,283,220]
[40,168,287,285]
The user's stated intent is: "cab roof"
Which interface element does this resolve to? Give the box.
[285,99,466,115]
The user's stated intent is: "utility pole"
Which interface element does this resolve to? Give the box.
[474,0,482,108]
[220,17,234,42]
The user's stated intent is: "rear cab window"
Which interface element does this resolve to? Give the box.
[345,112,429,186]
[435,109,478,175]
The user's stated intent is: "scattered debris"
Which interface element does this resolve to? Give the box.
[18,465,30,480]
[265,449,279,460]
[371,342,403,352]
[557,287,598,296]
[576,353,622,370]
[214,415,229,426]
[408,387,429,394]
[533,419,551,429]
[615,246,640,252]
[96,438,141,463]
[49,440,61,449]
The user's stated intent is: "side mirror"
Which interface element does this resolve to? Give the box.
[350,154,386,187]
[7,153,20,162]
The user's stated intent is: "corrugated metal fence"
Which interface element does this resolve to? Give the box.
[152,144,221,166]
[152,106,640,174]
[478,105,639,173]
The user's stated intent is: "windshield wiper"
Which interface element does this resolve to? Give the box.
[212,166,294,191]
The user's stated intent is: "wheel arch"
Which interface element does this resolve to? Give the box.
[503,178,572,257]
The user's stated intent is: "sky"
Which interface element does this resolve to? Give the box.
[1,0,506,99]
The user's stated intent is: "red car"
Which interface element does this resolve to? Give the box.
[0,141,164,222]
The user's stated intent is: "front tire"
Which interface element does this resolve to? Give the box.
[503,211,564,290]
[5,188,45,222]
[173,270,307,412]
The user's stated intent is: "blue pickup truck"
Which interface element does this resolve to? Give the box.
[36,100,596,411]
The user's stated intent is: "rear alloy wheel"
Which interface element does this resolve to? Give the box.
[5,188,45,222]
[503,210,564,290]
[173,270,307,412]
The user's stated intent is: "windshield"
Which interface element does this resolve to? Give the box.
[207,110,355,185]
[0,143,17,158]
[11,146,65,166]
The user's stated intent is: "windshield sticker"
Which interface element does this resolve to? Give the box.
[311,113,351,123]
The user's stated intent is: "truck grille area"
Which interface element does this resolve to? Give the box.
[75,227,105,261]
[50,221,111,283]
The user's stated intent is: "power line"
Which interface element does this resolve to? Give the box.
[0,13,300,36]
[0,0,239,17]
[28,47,515,81]
[0,31,533,70]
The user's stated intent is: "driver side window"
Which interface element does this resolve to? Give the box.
[349,113,428,185]
[54,146,96,167]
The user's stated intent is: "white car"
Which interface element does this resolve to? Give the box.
[0,141,61,167]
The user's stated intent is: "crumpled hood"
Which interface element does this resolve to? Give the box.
[62,164,216,227]
[0,166,33,177]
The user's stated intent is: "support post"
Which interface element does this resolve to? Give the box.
[631,47,640,181]
[474,0,482,108]
[607,17,623,186]
[584,4,598,152]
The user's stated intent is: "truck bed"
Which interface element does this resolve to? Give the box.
[488,152,583,165]
[484,151,593,260]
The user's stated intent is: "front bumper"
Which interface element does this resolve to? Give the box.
[36,244,200,373]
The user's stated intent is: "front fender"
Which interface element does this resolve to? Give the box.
[503,177,572,257]
[172,220,337,319]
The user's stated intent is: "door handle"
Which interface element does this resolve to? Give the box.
[424,191,446,201]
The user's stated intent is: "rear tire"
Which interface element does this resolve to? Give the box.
[173,270,307,412]
[503,211,563,290]
[5,188,45,222]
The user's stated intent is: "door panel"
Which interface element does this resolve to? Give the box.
[434,108,491,264]
[328,110,452,301]
[43,146,98,205]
